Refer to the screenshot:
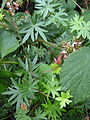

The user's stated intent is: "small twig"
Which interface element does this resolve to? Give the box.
[26,0,29,11]
[0,22,9,28]
[32,88,53,99]
[72,0,84,13]
[1,113,14,120]
[31,102,40,112]
[0,61,19,64]
[84,0,88,9]
[37,39,61,49]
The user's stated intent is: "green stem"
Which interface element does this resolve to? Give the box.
[32,88,53,99]
[0,61,19,64]
[37,39,61,49]
[0,22,9,28]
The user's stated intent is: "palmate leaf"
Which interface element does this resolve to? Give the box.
[35,0,60,20]
[19,16,47,43]
[70,14,90,40]
[77,21,90,40]
[33,108,47,120]
[55,91,73,108]
[42,76,61,98]
[60,47,90,104]
[15,108,31,120]
[42,100,62,120]
[70,14,84,32]
[46,7,68,27]
[3,78,38,109]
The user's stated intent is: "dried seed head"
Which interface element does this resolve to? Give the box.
[20,104,27,110]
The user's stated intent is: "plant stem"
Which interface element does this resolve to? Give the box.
[37,39,61,49]
[0,22,9,28]
[32,88,53,99]
[0,61,19,64]
[72,0,84,13]
[1,113,14,120]
[84,0,88,9]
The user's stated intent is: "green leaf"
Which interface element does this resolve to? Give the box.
[82,10,90,22]
[35,0,60,20]
[0,30,19,58]
[0,70,15,78]
[70,14,84,32]
[77,21,90,40]
[33,108,47,120]
[1,0,8,9]
[0,78,10,93]
[19,16,47,42]
[67,0,77,10]
[46,7,68,27]
[55,91,73,108]
[3,78,38,109]
[50,63,61,74]
[69,14,90,40]
[38,63,53,81]
[42,100,62,120]
[61,47,90,103]
[15,108,31,120]
[61,0,77,11]
[42,76,61,98]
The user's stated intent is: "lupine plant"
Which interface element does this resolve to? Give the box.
[1,0,90,120]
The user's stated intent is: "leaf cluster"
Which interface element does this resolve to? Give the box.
[1,0,90,120]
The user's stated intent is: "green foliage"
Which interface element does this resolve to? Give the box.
[60,47,90,103]
[77,21,90,40]
[1,0,8,9]
[42,100,62,120]
[56,91,73,108]
[3,78,38,109]
[70,14,90,40]
[33,108,47,120]
[19,14,47,43]
[46,7,68,27]
[70,14,84,32]
[37,63,53,81]
[61,0,77,11]
[82,10,90,22]
[50,63,61,74]
[15,109,31,120]
[0,79,9,93]
[42,76,61,98]
[0,30,19,58]
[1,0,90,119]
[35,0,60,20]
[15,108,47,120]
[0,10,4,21]
[66,0,77,10]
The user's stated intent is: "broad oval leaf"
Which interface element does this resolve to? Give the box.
[0,30,19,58]
[67,0,77,10]
[61,47,90,103]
